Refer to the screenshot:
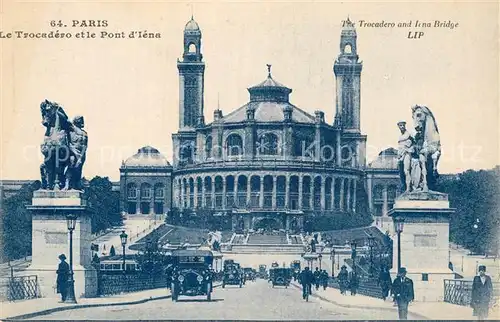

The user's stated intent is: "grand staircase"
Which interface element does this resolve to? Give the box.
[224,232,305,254]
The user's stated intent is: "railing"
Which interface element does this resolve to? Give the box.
[98,273,170,296]
[444,279,472,306]
[0,275,40,301]
[444,279,500,307]
[328,276,383,299]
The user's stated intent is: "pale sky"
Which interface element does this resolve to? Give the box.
[1,1,498,181]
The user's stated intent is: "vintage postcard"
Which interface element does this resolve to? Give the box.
[0,0,498,321]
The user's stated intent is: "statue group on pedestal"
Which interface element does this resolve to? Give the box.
[397,105,441,193]
[39,99,88,190]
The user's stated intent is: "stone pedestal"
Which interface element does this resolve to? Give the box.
[25,190,97,298]
[388,191,455,302]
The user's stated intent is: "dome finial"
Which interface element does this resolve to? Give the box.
[190,3,194,20]
[266,64,272,77]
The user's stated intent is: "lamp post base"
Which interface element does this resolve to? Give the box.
[64,274,78,304]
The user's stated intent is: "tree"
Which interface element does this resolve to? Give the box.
[84,176,122,234]
[135,237,169,275]
[437,167,500,255]
[2,181,40,260]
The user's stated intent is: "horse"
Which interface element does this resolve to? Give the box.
[40,100,71,190]
[411,105,441,191]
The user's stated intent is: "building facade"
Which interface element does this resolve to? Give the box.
[168,17,372,231]
[119,146,173,218]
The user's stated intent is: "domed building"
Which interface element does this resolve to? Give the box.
[117,17,400,230]
[170,17,369,232]
[119,146,173,217]
[365,147,401,232]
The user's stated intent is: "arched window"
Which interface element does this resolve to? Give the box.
[180,142,194,165]
[373,185,383,200]
[154,183,164,199]
[344,44,352,54]
[188,43,196,53]
[140,183,152,199]
[258,133,279,155]
[226,134,243,156]
[205,136,212,159]
[127,183,137,199]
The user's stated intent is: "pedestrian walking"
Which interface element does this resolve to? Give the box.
[391,267,414,320]
[313,267,321,290]
[320,269,329,290]
[337,265,349,295]
[56,254,69,302]
[378,266,392,301]
[471,265,493,320]
[349,269,359,296]
[299,267,314,300]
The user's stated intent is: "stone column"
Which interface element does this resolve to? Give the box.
[352,179,357,213]
[234,175,238,207]
[336,131,341,166]
[179,181,184,210]
[353,76,361,130]
[309,176,314,209]
[382,185,388,216]
[211,177,215,208]
[136,188,141,214]
[339,178,345,210]
[298,176,303,208]
[285,175,290,209]
[335,76,343,121]
[201,178,206,207]
[272,176,277,209]
[315,125,321,162]
[187,182,191,209]
[286,216,290,231]
[247,177,251,207]
[193,180,198,208]
[222,176,227,209]
[259,176,264,208]
[366,175,373,215]
[320,176,325,210]
[346,179,351,212]
[331,177,335,210]
[150,192,154,215]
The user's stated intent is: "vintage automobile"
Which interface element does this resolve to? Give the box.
[222,262,244,288]
[170,249,214,302]
[268,262,280,282]
[271,268,292,288]
[258,264,268,279]
[243,267,256,281]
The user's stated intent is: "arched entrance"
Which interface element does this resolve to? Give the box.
[253,217,282,231]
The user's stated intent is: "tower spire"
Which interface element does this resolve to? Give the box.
[266,64,272,77]
[190,3,194,20]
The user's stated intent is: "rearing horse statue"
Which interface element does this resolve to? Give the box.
[411,105,441,191]
[40,100,71,190]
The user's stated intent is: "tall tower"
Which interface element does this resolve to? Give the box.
[177,16,205,130]
[333,17,362,133]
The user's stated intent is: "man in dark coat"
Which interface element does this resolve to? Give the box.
[471,265,493,320]
[349,269,359,296]
[56,254,70,302]
[299,267,314,299]
[320,270,329,290]
[337,265,349,295]
[313,267,321,290]
[391,267,414,320]
[378,266,392,301]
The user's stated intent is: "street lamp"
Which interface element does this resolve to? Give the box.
[65,214,78,304]
[351,241,357,272]
[367,235,375,276]
[394,217,405,272]
[330,248,336,277]
[120,230,128,273]
[318,253,323,270]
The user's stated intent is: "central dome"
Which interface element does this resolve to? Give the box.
[123,146,172,168]
[247,66,292,103]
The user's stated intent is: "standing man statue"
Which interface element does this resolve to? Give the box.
[397,121,414,193]
[64,115,88,190]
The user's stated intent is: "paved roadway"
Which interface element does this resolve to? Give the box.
[28,280,423,320]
